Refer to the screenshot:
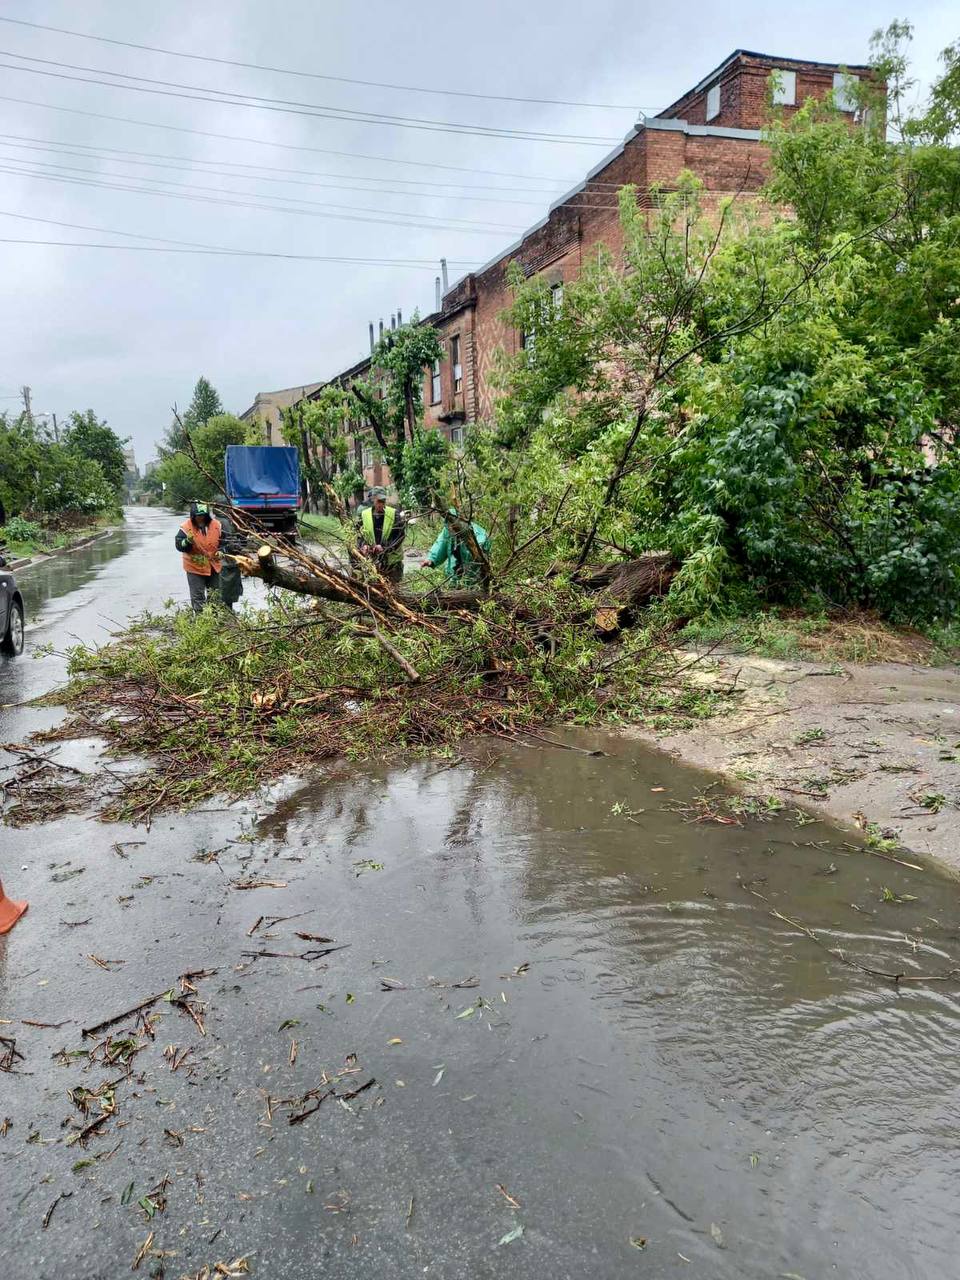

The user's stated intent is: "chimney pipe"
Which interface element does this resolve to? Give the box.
[397,307,402,326]
[390,313,396,330]
[435,276,441,310]
[379,318,384,338]
[441,257,449,292]
[368,322,375,352]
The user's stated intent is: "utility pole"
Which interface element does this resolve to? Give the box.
[20,384,32,424]
[51,411,59,442]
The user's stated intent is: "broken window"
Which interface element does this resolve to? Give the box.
[832,71,860,112]
[771,69,796,106]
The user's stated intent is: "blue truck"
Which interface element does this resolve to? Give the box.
[224,445,300,539]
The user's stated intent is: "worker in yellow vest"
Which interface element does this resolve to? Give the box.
[175,500,224,612]
[356,487,406,585]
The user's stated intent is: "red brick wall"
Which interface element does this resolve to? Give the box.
[660,52,876,130]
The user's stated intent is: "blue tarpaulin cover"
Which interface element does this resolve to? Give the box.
[224,446,300,509]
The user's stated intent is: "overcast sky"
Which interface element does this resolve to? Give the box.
[0,1,955,465]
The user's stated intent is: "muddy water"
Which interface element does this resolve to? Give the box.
[4,730,958,1279]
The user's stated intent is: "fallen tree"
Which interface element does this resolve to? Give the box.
[230,541,676,629]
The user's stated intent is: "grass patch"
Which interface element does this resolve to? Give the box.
[0,513,116,561]
[679,608,958,666]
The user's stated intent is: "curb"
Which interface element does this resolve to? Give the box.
[8,525,119,574]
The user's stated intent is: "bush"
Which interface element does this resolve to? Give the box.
[2,515,44,546]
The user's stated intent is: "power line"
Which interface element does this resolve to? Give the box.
[0,137,563,207]
[0,94,592,184]
[0,131,572,197]
[0,208,480,263]
[0,237,480,268]
[0,154,528,232]
[0,14,653,113]
[0,161,530,235]
[0,51,621,145]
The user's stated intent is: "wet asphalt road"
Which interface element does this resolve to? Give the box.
[2,512,960,1279]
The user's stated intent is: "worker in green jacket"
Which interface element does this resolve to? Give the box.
[356,487,406,584]
[422,511,490,584]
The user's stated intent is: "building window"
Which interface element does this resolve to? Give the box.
[771,69,796,106]
[551,281,564,311]
[706,82,721,121]
[450,425,464,448]
[451,335,462,393]
[430,359,441,404]
[832,71,859,112]
[362,438,374,469]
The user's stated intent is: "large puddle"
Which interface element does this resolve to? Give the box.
[3,729,957,1278]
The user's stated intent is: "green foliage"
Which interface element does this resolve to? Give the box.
[62,410,129,496]
[60,584,720,819]
[400,427,450,508]
[282,388,357,507]
[0,411,118,518]
[1,515,43,546]
[469,30,960,625]
[154,412,245,508]
[162,376,224,454]
[353,319,444,493]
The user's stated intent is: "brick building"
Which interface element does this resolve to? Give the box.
[309,49,876,491]
[239,382,323,445]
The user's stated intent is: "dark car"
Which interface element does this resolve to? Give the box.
[0,547,25,657]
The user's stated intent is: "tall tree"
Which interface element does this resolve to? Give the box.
[63,410,129,496]
[163,376,224,454]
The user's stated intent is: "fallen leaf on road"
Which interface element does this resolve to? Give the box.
[497,1224,524,1247]
[710,1222,725,1248]
[387,1038,402,1046]
[629,1236,647,1250]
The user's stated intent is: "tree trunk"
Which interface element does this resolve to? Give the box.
[230,551,675,624]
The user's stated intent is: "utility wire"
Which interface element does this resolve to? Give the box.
[0,161,527,235]
[0,154,528,231]
[0,51,621,144]
[0,129,627,193]
[0,130,573,196]
[0,208,479,263]
[0,237,477,268]
[0,137,565,207]
[0,14,654,113]
[0,94,598,184]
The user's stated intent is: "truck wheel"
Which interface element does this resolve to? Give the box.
[2,600,24,656]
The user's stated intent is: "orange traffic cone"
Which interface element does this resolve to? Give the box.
[0,879,28,934]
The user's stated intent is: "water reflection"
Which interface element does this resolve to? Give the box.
[253,738,960,1278]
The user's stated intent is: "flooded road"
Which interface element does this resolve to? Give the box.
[1,513,960,1279]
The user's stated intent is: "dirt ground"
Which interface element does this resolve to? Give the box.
[633,650,960,873]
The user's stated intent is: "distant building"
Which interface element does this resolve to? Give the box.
[239,384,323,446]
[123,446,138,479]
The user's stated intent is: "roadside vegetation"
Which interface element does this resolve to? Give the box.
[0,408,127,553]
[9,22,960,826]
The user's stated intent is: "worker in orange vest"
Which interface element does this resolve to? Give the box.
[175,501,223,613]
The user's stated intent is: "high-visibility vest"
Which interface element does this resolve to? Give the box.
[361,504,396,547]
[180,517,222,576]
